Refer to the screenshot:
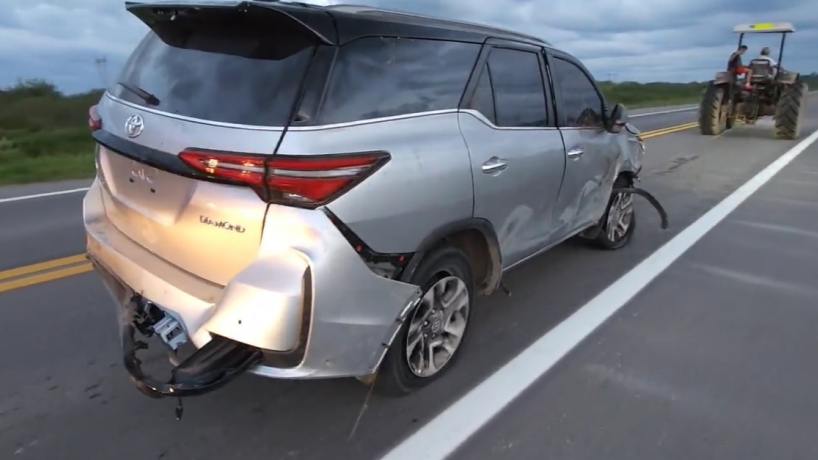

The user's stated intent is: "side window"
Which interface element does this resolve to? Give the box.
[319,37,480,124]
[487,48,548,127]
[551,58,604,128]
[467,63,496,123]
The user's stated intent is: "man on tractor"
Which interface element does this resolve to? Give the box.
[727,45,748,73]
[727,44,750,89]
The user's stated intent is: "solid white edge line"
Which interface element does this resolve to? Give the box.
[630,106,698,118]
[0,187,90,204]
[382,127,818,460]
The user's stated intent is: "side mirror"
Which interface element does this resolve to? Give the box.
[606,103,628,133]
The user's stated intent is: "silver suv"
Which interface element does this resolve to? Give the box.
[84,2,644,397]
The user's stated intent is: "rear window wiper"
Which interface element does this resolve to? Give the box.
[117,81,160,106]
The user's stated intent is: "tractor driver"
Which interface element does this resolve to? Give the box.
[757,47,778,69]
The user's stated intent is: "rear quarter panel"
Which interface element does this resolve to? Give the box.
[279,112,474,253]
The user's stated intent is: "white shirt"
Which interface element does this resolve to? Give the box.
[756,55,778,67]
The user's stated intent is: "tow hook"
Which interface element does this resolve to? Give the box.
[613,186,669,229]
[121,296,262,419]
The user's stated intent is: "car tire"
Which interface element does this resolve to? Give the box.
[375,246,473,396]
[594,177,636,250]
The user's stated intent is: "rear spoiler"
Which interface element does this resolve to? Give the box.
[126,1,337,45]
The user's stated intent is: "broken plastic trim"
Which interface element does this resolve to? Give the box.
[122,296,262,398]
[613,187,669,229]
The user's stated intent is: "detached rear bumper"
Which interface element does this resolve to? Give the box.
[84,179,421,386]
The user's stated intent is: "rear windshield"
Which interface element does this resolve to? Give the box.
[318,38,480,124]
[114,30,315,126]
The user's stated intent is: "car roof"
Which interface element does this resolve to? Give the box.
[126,1,551,47]
[326,4,550,46]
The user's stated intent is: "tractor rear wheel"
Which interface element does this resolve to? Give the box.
[700,84,728,135]
[774,82,807,140]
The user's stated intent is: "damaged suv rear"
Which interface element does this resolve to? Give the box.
[84,1,648,398]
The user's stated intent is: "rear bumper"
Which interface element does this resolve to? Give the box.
[84,179,421,380]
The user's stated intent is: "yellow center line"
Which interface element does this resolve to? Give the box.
[640,122,699,140]
[0,254,88,282]
[0,262,94,294]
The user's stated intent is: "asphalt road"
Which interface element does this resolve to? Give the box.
[1,99,817,459]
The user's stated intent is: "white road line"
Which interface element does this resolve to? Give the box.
[382,128,818,460]
[0,187,90,204]
[630,105,698,118]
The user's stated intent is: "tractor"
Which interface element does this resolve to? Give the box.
[700,22,808,139]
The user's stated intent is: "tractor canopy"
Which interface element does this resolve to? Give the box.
[734,22,795,33]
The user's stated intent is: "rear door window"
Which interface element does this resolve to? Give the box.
[115,31,315,126]
[551,58,605,128]
[319,38,480,124]
[486,48,548,127]
[467,63,497,123]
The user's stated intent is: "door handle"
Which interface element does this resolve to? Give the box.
[481,157,509,174]
[567,147,584,160]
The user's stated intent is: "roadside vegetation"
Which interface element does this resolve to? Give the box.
[0,80,102,185]
[599,81,708,108]
[0,75,815,185]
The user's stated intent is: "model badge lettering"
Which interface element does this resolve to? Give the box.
[129,166,153,184]
[199,215,246,234]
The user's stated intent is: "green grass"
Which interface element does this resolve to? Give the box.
[0,80,101,185]
[599,81,709,109]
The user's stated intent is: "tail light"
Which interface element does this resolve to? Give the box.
[180,149,388,208]
[88,105,102,131]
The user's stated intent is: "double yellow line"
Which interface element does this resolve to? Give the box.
[640,121,699,140]
[0,121,700,295]
[0,254,93,294]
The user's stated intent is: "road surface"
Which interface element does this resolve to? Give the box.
[2,100,818,459]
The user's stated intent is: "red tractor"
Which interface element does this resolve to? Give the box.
[700,22,808,139]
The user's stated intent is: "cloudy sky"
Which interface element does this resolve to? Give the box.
[1,0,816,94]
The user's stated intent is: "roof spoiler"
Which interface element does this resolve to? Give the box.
[125,1,337,45]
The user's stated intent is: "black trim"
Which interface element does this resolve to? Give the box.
[126,2,548,48]
[323,209,412,279]
[93,130,226,184]
[461,40,556,128]
[400,218,501,285]
[121,296,262,398]
[613,187,669,230]
[127,2,337,45]
[548,51,608,129]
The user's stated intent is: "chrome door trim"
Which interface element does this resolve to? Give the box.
[459,109,560,131]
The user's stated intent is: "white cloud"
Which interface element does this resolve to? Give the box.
[0,0,815,93]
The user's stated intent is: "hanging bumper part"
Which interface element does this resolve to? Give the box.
[613,186,670,229]
[122,296,262,399]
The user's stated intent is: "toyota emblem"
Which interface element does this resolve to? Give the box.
[125,114,144,138]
